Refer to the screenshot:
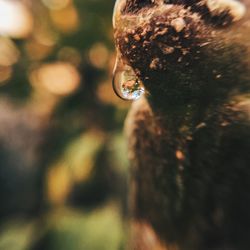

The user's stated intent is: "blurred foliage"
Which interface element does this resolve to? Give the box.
[0,0,129,249]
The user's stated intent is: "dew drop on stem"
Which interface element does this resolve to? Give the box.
[112,55,145,101]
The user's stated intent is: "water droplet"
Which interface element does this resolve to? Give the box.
[112,55,145,101]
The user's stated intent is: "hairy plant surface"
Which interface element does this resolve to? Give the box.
[113,0,250,249]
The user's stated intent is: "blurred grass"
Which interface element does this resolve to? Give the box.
[0,204,126,250]
[45,204,125,250]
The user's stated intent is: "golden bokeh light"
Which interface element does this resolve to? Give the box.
[30,62,81,96]
[0,0,33,39]
[89,43,110,69]
[25,39,54,61]
[0,38,20,66]
[42,0,71,10]
[50,5,79,33]
[33,27,58,47]
[58,47,82,66]
[0,66,12,84]
[26,23,58,60]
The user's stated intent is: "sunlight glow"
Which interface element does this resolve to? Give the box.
[0,0,33,38]
[30,62,81,96]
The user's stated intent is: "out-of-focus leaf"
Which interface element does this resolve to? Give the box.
[45,204,125,250]
[0,221,35,250]
[47,131,105,205]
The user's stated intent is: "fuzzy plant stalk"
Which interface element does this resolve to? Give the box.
[113,0,250,249]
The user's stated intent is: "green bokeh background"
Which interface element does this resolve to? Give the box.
[0,0,129,249]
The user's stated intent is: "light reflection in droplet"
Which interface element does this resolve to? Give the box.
[112,56,145,101]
